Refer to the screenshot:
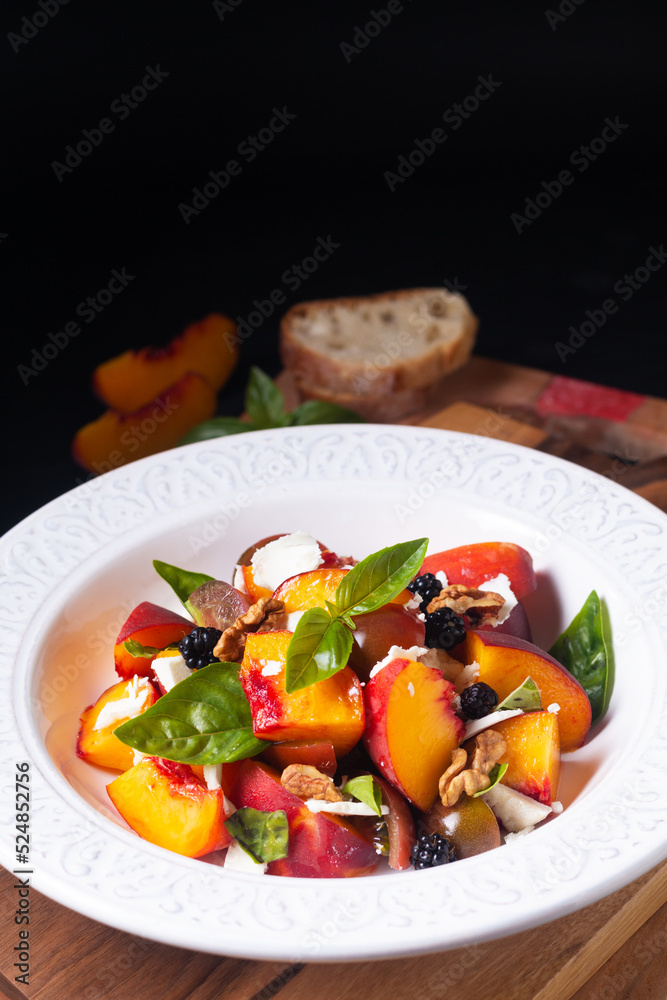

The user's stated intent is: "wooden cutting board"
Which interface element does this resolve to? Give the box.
[3,359,667,1000]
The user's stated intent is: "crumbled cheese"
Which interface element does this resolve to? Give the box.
[285,610,305,631]
[224,840,267,874]
[93,676,152,730]
[368,645,428,679]
[133,749,147,766]
[455,661,480,692]
[504,827,535,843]
[261,660,283,677]
[551,800,564,814]
[233,564,247,594]
[223,793,236,817]
[479,573,517,626]
[464,708,524,741]
[406,595,422,612]
[152,652,190,692]
[251,530,323,591]
[407,681,415,697]
[484,784,553,833]
[204,764,222,789]
[305,799,389,816]
[547,703,561,714]
[435,570,448,586]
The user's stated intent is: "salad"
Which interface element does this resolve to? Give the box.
[76,531,611,876]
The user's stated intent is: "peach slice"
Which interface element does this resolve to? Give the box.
[464,630,591,752]
[347,604,426,683]
[421,542,537,598]
[114,601,193,680]
[93,313,238,412]
[107,756,233,857]
[240,630,365,757]
[229,760,378,877]
[421,795,501,858]
[470,710,561,805]
[72,372,217,474]
[273,567,349,613]
[241,564,275,604]
[77,678,159,770]
[363,657,465,812]
[260,739,337,777]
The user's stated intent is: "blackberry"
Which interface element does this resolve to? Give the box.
[178,627,222,670]
[410,832,457,870]
[460,682,499,719]
[407,572,442,609]
[424,607,466,650]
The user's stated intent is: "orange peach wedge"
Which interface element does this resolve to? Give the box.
[107,757,233,857]
[72,371,217,474]
[93,313,238,412]
[77,677,159,770]
[239,630,364,757]
[479,710,561,805]
[464,630,591,751]
[363,657,465,812]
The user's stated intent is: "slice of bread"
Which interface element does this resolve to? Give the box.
[279,288,478,419]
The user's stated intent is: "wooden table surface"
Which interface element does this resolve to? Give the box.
[3,358,667,1000]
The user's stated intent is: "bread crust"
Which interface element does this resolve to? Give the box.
[279,288,478,399]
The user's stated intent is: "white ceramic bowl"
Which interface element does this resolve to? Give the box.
[2,425,666,961]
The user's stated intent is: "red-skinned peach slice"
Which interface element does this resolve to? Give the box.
[470,710,561,804]
[260,739,337,777]
[114,601,193,680]
[240,631,364,757]
[363,658,465,812]
[229,760,378,877]
[72,372,217,474]
[77,678,159,770]
[421,795,501,858]
[421,542,537,598]
[373,773,416,871]
[347,604,426,683]
[93,314,238,412]
[107,757,233,857]
[464,630,591,751]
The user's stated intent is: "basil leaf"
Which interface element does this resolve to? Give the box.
[473,762,508,797]
[285,607,353,693]
[334,538,429,617]
[179,416,254,445]
[245,366,289,429]
[113,662,268,764]
[289,401,366,426]
[122,638,163,658]
[549,591,612,722]
[224,807,289,863]
[496,677,542,712]
[153,559,214,609]
[342,775,383,816]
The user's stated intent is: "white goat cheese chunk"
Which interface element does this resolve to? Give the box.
[93,676,152,730]
[152,653,191,692]
[251,531,323,591]
[368,645,429,679]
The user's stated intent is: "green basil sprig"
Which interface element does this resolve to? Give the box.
[224,807,289,864]
[180,366,365,445]
[285,537,428,693]
[342,775,383,816]
[122,638,163,659]
[473,762,508,797]
[114,662,268,764]
[549,590,613,723]
[153,559,214,613]
[496,677,542,712]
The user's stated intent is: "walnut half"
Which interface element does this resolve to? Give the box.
[427,584,505,621]
[280,764,343,802]
[438,730,507,807]
[213,596,285,662]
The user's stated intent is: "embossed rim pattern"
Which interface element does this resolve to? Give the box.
[1,425,666,961]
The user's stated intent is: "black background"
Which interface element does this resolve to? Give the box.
[2,0,666,535]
